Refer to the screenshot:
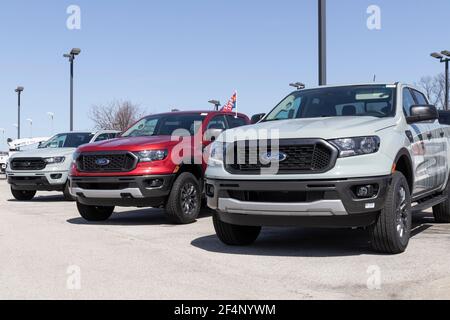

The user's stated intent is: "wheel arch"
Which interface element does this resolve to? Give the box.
[394,148,414,192]
[176,163,204,181]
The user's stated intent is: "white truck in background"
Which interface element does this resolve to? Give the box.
[206,83,450,254]
[6,130,120,201]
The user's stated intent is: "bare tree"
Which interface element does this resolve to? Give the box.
[89,100,145,132]
[415,73,445,109]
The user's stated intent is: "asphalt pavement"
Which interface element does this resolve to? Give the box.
[0,177,449,300]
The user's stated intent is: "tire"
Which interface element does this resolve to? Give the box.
[432,177,450,223]
[63,182,75,202]
[76,201,114,222]
[213,213,261,246]
[165,172,201,224]
[369,172,412,254]
[11,188,36,201]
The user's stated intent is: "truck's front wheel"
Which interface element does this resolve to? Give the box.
[76,201,115,222]
[165,172,201,224]
[213,213,261,246]
[369,172,412,254]
[11,188,36,201]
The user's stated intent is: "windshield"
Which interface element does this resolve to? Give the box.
[264,85,396,122]
[122,114,206,137]
[39,133,94,149]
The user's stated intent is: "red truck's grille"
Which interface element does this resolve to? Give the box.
[225,139,338,174]
[77,153,138,173]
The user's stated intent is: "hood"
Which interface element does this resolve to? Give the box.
[220,117,397,142]
[78,136,180,152]
[9,148,76,159]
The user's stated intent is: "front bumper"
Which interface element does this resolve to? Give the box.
[206,176,392,227]
[70,175,176,207]
[7,171,68,191]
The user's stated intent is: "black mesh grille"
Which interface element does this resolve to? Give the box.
[77,153,137,172]
[11,158,47,171]
[225,140,337,174]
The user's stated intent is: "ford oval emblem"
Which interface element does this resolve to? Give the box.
[95,158,110,166]
[260,152,288,163]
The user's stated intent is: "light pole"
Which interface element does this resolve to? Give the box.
[26,119,33,138]
[14,86,24,139]
[63,48,81,131]
[47,112,54,134]
[431,51,450,110]
[208,100,221,111]
[318,0,327,85]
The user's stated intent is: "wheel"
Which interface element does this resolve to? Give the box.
[165,173,201,224]
[63,182,75,201]
[433,177,450,223]
[76,201,114,222]
[11,188,36,201]
[369,172,412,254]
[213,213,261,246]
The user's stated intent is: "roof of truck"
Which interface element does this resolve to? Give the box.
[141,110,248,117]
[292,83,401,91]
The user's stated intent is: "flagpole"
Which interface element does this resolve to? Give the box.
[235,91,238,118]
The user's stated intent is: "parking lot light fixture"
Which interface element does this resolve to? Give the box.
[289,82,306,90]
[431,51,450,110]
[63,48,81,131]
[208,100,221,111]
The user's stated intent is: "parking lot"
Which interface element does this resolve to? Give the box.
[1,177,450,300]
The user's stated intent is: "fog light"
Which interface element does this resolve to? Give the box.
[356,185,375,198]
[206,184,215,197]
[50,174,63,180]
[146,179,164,188]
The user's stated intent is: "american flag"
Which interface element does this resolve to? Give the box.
[221,91,237,113]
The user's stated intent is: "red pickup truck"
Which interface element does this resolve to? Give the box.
[69,111,249,224]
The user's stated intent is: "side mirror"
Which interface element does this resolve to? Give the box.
[204,128,224,142]
[251,113,266,124]
[407,105,438,124]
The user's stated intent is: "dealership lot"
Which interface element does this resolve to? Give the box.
[0,178,449,300]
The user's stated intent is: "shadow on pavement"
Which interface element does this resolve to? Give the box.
[191,211,436,257]
[67,207,213,226]
[8,195,66,202]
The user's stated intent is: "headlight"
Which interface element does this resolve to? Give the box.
[44,156,66,164]
[329,136,380,158]
[208,141,225,166]
[134,150,168,162]
[72,152,80,161]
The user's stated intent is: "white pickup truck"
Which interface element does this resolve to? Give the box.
[6,130,120,201]
[206,83,450,254]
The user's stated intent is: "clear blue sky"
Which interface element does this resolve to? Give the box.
[1,0,449,149]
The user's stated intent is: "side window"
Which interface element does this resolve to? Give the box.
[411,90,429,105]
[226,115,247,128]
[403,88,416,117]
[207,116,227,130]
[94,133,111,142]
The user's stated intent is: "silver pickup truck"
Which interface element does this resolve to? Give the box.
[206,83,450,254]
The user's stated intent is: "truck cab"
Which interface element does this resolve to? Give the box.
[70,111,249,224]
[6,130,120,201]
[206,83,450,254]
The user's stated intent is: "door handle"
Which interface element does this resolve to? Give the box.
[440,131,445,138]
[427,133,433,140]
